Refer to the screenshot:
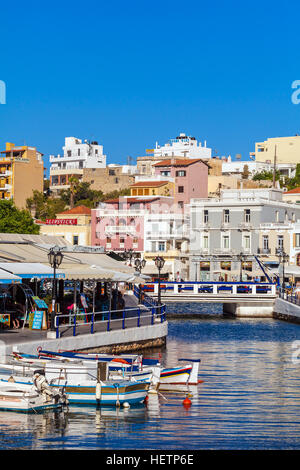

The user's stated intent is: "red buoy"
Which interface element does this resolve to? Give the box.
[182,396,192,408]
[144,395,149,404]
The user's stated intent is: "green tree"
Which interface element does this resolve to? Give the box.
[26,190,66,220]
[0,200,40,234]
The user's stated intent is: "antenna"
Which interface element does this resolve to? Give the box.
[273,145,277,188]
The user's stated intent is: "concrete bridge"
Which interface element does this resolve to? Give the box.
[142,281,277,317]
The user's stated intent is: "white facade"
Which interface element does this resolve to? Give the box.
[50,137,107,172]
[222,158,296,179]
[153,133,212,159]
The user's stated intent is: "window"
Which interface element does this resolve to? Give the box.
[178,201,184,209]
[243,235,250,249]
[203,235,209,249]
[178,186,184,193]
[95,149,98,155]
[277,235,284,250]
[295,233,300,247]
[115,177,119,183]
[276,210,279,222]
[109,169,115,176]
[222,235,230,249]
[78,149,80,156]
[120,238,125,247]
[244,209,251,223]
[161,171,170,176]
[73,235,79,245]
[223,209,230,223]
[67,150,71,157]
[176,170,186,177]
[204,210,209,224]
[263,235,269,250]
[297,253,300,267]
[158,242,165,252]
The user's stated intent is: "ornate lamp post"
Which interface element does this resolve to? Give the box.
[278,250,289,290]
[134,257,146,273]
[238,252,246,282]
[48,247,64,331]
[154,256,165,306]
[123,249,134,266]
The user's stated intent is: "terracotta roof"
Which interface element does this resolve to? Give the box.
[153,158,207,167]
[58,205,91,215]
[130,180,170,188]
[285,187,300,194]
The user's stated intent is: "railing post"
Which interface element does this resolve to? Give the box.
[271,284,276,295]
[107,311,110,332]
[174,283,178,294]
[232,284,237,295]
[122,310,125,329]
[91,312,94,334]
[252,285,257,295]
[193,284,198,294]
[73,314,76,337]
[213,284,218,295]
[55,315,59,339]
[154,283,159,294]
[160,305,163,323]
[137,308,141,327]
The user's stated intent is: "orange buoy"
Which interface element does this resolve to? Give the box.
[144,395,149,404]
[183,396,192,408]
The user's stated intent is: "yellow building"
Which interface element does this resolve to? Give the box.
[130,180,174,197]
[0,142,44,209]
[251,135,300,165]
[39,205,91,246]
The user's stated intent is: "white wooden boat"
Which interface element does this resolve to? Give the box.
[0,375,68,412]
[12,351,200,388]
[0,362,150,406]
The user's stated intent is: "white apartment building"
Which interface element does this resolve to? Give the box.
[143,212,190,280]
[189,188,300,282]
[50,137,107,193]
[222,156,296,179]
[153,132,212,159]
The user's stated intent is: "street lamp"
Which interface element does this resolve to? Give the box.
[238,252,246,282]
[48,247,64,331]
[154,256,165,306]
[134,257,146,273]
[278,250,289,290]
[123,249,134,266]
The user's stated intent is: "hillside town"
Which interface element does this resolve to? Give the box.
[3,132,295,288]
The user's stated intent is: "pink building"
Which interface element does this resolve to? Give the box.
[91,196,173,253]
[153,158,209,207]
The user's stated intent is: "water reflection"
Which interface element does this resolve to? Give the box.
[1,306,300,449]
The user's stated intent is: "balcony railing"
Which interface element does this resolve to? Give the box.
[105,225,136,235]
[257,247,271,254]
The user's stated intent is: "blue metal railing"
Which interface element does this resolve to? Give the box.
[278,288,300,306]
[54,303,166,339]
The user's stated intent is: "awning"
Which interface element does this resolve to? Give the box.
[0,262,64,280]
[0,268,21,284]
[140,263,173,275]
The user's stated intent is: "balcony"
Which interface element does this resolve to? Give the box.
[146,230,189,239]
[257,247,271,254]
[212,248,238,255]
[105,225,136,235]
[238,222,252,230]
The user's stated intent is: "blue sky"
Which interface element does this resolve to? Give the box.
[1,0,300,173]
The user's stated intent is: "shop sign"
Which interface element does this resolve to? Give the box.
[46,219,77,225]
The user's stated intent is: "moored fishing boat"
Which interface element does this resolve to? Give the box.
[0,361,150,407]
[12,351,200,388]
[0,373,68,412]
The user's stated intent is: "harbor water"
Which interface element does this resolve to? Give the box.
[1,302,300,450]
